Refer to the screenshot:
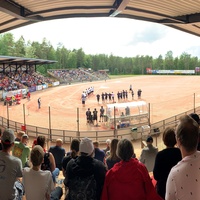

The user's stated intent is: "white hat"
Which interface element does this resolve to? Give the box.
[106,139,111,144]
[79,137,94,155]
[2,129,15,144]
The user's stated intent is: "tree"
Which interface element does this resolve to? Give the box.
[67,51,77,68]
[25,41,36,58]
[76,48,85,68]
[14,36,26,57]
[164,51,174,70]
[0,33,15,55]
[153,55,164,70]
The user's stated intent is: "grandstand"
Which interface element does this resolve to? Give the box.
[48,68,109,84]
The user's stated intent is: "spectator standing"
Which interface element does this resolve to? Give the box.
[166,115,200,200]
[0,129,23,200]
[93,141,105,163]
[105,139,121,170]
[103,139,111,156]
[62,139,80,178]
[101,138,162,200]
[12,133,30,167]
[37,136,60,183]
[38,97,41,109]
[15,131,24,142]
[64,137,106,200]
[153,127,182,199]
[48,139,66,170]
[139,136,158,172]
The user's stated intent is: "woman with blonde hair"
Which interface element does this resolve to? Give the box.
[105,139,121,170]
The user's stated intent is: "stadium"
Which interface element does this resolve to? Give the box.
[1,1,200,200]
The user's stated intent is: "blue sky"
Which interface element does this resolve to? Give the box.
[9,17,200,58]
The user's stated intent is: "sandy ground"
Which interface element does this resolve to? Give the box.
[1,75,200,131]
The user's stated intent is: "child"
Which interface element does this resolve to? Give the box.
[22,145,55,200]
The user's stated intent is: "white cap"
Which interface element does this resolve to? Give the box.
[106,139,111,144]
[79,137,94,155]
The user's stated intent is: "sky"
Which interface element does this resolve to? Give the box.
[9,17,200,58]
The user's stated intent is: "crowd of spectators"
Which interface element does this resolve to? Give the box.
[48,68,109,83]
[0,70,55,91]
[0,68,108,92]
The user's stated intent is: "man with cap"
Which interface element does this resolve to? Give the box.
[0,128,23,200]
[64,137,107,200]
[12,133,30,167]
[139,135,158,172]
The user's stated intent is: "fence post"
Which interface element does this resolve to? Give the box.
[7,103,9,128]
[23,104,26,131]
[63,130,65,143]
[96,131,98,141]
[194,93,196,113]
[77,108,80,138]
[114,106,117,138]
[49,106,52,141]
[148,103,151,126]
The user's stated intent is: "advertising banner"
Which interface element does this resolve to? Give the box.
[52,81,60,86]
[36,85,43,91]
[28,86,36,93]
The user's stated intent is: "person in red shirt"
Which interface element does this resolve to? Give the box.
[101,139,163,200]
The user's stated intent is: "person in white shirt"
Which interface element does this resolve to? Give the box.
[139,136,158,172]
[0,128,23,200]
[166,115,200,200]
[23,145,62,200]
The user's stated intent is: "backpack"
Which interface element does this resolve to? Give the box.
[67,174,97,200]
[41,152,51,171]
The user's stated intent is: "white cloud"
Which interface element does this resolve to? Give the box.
[9,17,200,58]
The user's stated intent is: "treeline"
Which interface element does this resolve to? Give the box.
[0,33,200,75]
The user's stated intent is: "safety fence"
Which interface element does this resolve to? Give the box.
[1,106,200,148]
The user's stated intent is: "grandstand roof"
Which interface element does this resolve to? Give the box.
[1,0,200,37]
[0,55,56,65]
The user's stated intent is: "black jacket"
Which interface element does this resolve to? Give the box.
[65,155,106,200]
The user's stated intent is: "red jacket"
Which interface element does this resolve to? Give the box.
[101,158,163,200]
